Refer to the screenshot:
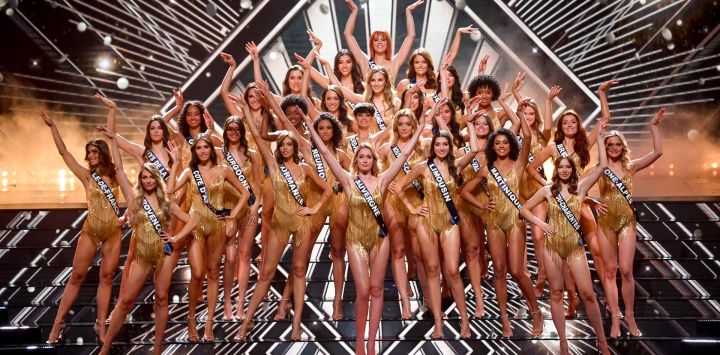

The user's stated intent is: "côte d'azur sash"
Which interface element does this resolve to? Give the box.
[191,166,231,217]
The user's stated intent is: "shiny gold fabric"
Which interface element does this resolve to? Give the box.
[419,167,460,243]
[270,169,309,246]
[82,180,121,245]
[521,143,545,201]
[347,182,384,261]
[181,139,193,169]
[187,168,226,241]
[220,152,254,218]
[546,194,584,261]
[553,143,584,175]
[381,148,424,223]
[133,208,165,266]
[486,167,521,233]
[598,172,636,247]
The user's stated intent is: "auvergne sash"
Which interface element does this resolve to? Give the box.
[224,151,256,206]
[91,171,120,217]
[554,193,584,246]
[310,145,327,181]
[353,176,387,237]
[391,144,424,199]
[603,168,638,219]
[427,159,461,225]
[191,166,231,216]
[142,198,173,255]
[488,164,522,212]
[463,146,481,172]
[279,163,305,207]
[349,135,359,153]
[371,102,388,131]
[145,150,170,182]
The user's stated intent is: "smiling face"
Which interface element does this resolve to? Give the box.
[323,90,341,113]
[370,72,386,95]
[140,168,158,193]
[286,69,303,94]
[394,115,414,140]
[473,116,491,137]
[225,122,240,143]
[493,133,510,158]
[284,105,303,126]
[336,54,353,76]
[317,119,334,143]
[412,54,428,76]
[356,112,372,129]
[446,71,456,88]
[561,114,578,137]
[437,103,453,124]
[475,86,494,107]
[523,105,536,126]
[605,135,624,160]
[185,105,202,128]
[371,32,389,55]
[194,139,212,162]
[433,136,451,159]
[245,87,262,110]
[86,144,100,166]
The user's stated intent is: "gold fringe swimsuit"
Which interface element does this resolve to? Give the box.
[382,147,424,224]
[546,194,584,261]
[133,208,166,266]
[521,142,545,201]
[420,166,460,243]
[598,171,636,247]
[220,152,255,219]
[270,169,310,246]
[82,180,121,246]
[187,168,226,241]
[486,168,524,237]
[347,182,385,261]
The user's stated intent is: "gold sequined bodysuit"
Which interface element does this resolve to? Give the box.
[82,179,121,246]
[382,146,424,224]
[187,167,226,241]
[553,142,585,175]
[221,151,255,219]
[546,194,584,261]
[420,165,460,243]
[598,170,636,247]
[521,142,545,201]
[270,168,309,245]
[347,182,385,261]
[133,206,166,266]
[486,167,523,236]
[460,150,489,222]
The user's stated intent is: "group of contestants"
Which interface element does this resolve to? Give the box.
[41,2,667,354]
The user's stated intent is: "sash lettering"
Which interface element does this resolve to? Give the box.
[91,171,120,217]
[554,193,584,246]
[353,176,387,237]
[391,144,424,199]
[279,163,305,207]
[145,150,170,182]
[603,168,638,219]
[368,58,381,70]
[488,165,522,212]
[556,142,569,158]
[184,134,196,146]
[310,145,327,181]
[463,146,481,172]
[225,151,256,206]
[432,93,441,103]
[191,166,231,216]
[427,160,461,225]
[371,102,388,131]
[349,135,359,153]
[142,198,173,255]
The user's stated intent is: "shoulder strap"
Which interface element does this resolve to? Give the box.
[191,166,230,216]
[142,198,173,255]
[603,168,637,217]
[91,171,120,217]
[427,159,461,225]
[184,134,196,146]
[353,176,388,237]
[310,145,327,181]
[225,151,256,206]
[371,102,388,131]
[391,144,424,199]
[279,163,306,207]
[554,193,585,246]
[349,136,359,153]
[556,142,569,158]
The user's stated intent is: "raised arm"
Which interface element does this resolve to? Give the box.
[162,89,184,125]
[40,112,90,184]
[245,41,263,87]
[476,54,489,75]
[343,0,370,72]
[379,112,425,191]
[227,92,277,173]
[632,108,665,172]
[513,98,533,178]
[527,143,553,186]
[510,72,526,106]
[166,147,189,195]
[578,122,609,197]
[545,85,561,133]
[391,0,424,80]
[446,25,478,66]
[219,52,242,117]
[104,128,135,203]
[455,111,482,170]
[302,113,351,192]
[497,85,522,134]
[591,80,618,147]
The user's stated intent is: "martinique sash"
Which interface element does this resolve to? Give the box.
[279,163,305,207]
[349,135,359,153]
[554,193,585,246]
[517,134,544,175]
[603,168,638,220]
[142,198,173,255]
[391,144,424,199]
[427,159,461,225]
[488,164,522,212]
[310,145,327,181]
[191,166,231,216]
[224,151,256,206]
[184,134,196,146]
[145,150,170,182]
[463,146,481,172]
[91,171,120,217]
[353,176,387,237]
[371,102,388,131]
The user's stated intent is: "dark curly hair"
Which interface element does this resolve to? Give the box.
[444,65,465,114]
[431,100,464,148]
[143,115,174,168]
[322,86,353,132]
[486,128,520,164]
[467,74,501,101]
[85,139,117,184]
[428,131,463,186]
[280,94,308,115]
[314,112,344,150]
[222,116,251,163]
[334,50,364,94]
[189,134,218,168]
[554,110,589,168]
[550,156,579,197]
[177,100,208,138]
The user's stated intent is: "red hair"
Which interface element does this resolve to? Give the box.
[369,30,392,59]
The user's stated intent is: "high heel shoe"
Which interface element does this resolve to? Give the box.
[187,317,199,342]
[273,299,291,320]
[473,290,485,319]
[609,314,621,339]
[559,339,569,355]
[46,321,65,345]
[625,311,643,337]
[500,314,513,338]
[94,319,106,345]
[332,299,344,321]
[233,320,254,342]
[202,319,214,343]
[459,316,472,339]
[530,309,544,337]
[222,301,234,321]
[400,297,412,320]
[430,323,443,340]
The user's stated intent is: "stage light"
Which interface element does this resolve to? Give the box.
[661,28,672,41]
[319,3,329,14]
[77,22,87,32]
[205,72,211,78]
[269,51,278,60]
[76,337,84,345]
[455,0,467,10]
[532,47,538,54]
[139,65,145,71]
[1,171,7,177]
[713,162,718,169]
[669,170,674,176]
[688,129,699,140]
[206,2,217,17]
[240,0,252,10]
[667,43,675,50]
[470,31,481,42]
[98,56,112,70]
[103,35,112,45]
[606,32,615,45]
[117,77,129,89]
[713,170,718,176]
[676,19,683,26]
[5,8,13,16]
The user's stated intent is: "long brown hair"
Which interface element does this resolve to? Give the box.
[334,50,364,94]
[524,100,547,147]
[553,110,590,168]
[143,115,174,167]
[85,139,117,184]
[177,101,208,138]
[274,132,302,165]
[405,48,438,90]
[428,131,463,186]
[189,134,218,168]
[322,86,353,132]
[222,116,251,163]
[363,67,396,118]
[550,156,579,197]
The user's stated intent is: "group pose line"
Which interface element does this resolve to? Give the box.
[41,2,668,355]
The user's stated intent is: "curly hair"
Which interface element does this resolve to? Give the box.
[85,139,117,184]
[189,134,218,168]
[274,132,302,165]
[334,50,364,94]
[554,111,590,168]
[603,130,632,174]
[322,86,353,132]
[143,115,174,168]
[406,48,438,91]
[351,143,380,176]
[177,100,208,138]
[550,156,579,196]
[443,65,465,114]
[431,100,464,148]
[467,74,501,101]
[486,128,520,164]
[428,131,463,186]
[391,109,424,157]
[314,112,344,150]
[131,163,171,230]
[400,86,425,121]
[363,67,396,118]
[222,116,252,163]
[244,83,276,131]
[280,94,308,115]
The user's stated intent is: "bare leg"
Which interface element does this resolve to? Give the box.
[568,252,610,354]
[151,254,175,355]
[367,238,390,355]
[618,225,640,336]
[415,222,443,338]
[530,203,547,297]
[507,223,543,336]
[94,234,121,344]
[581,205,607,295]
[347,245,370,355]
[598,226,621,337]
[564,265,579,318]
[409,217,429,312]
[459,211,484,318]
[543,250,568,355]
[384,206,412,320]
[440,227,471,338]
[186,237,207,342]
[203,229,227,341]
[330,200,349,320]
[486,228,512,337]
[290,226,321,340]
[235,212,258,320]
[223,220,239,320]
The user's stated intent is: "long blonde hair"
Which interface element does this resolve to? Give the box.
[603,130,633,173]
[132,163,171,230]
[363,67,396,118]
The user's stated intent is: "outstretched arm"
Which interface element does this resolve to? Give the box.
[591,80,617,148]
[227,93,278,174]
[497,84,521,134]
[343,0,370,73]
[579,122,609,197]
[446,25,478,66]
[545,85,562,138]
[379,112,425,191]
[219,52,242,117]
[455,111,482,170]
[303,113,351,193]
[40,112,90,184]
[391,0,424,80]
[632,108,665,172]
